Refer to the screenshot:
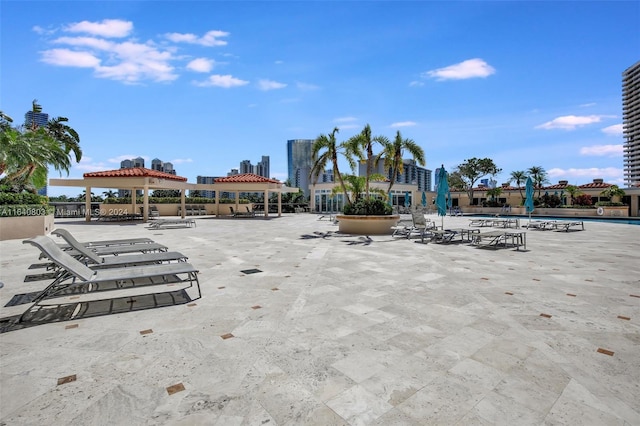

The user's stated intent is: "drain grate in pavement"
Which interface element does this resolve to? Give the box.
[5,291,41,307]
[240,268,262,275]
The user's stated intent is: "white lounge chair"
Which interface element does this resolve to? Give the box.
[21,236,201,321]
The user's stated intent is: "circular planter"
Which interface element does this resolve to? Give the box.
[336,214,400,235]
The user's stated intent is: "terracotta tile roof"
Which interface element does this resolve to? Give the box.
[545,183,568,189]
[578,182,612,189]
[83,167,187,182]
[215,173,281,184]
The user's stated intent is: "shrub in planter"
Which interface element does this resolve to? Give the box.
[0,192,53,217]
[574,194,593,206]
[343,198,392,215]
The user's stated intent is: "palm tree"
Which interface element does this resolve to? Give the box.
[345,124,387,200]
[527,166,548,197]
[337,174,388,202]
[382,130,425,195]
[102,190,118,199]
[1,100,80,193]
[564,185,580,206]
[509,170,527,203]
[600,185,625,202]
[310,127,354,205]
[46,116,82,163]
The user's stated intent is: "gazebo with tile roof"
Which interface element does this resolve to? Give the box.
[50,167,196,221]
[208,173,298,217]
[50,170,297,221]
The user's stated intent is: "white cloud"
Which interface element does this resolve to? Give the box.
[423,58,495,81]
[580,102,596,107]
[275,60,284,64]
[409,81,424,87]
[536,115,605,130]
[40,48,101,68]
[39,20,236,84]
[165,30,229,46]
[601,124,623,135]
[73,157,110,172]
[169,158,193,164]
[390,121,417,128]
[53,36,113,50]
[548,167,622,179]
[579,144,623,157]
[296,81,320,91]
[65,19,133,38]
[194,74,249,88]
[42,34,178,82]
[187,58,215,73]
[258,79,287,91]
[333,117,357,123]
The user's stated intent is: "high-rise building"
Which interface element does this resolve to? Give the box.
[623,61,640,187]
[197,176,217,199]
[240,160,254,174]
[287,139,314,195]
[118,157,175,196]
[256,155,270,178]
[362,159,432,192]
[24,110,48,128]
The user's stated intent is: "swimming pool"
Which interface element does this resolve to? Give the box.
[467,214,640,226]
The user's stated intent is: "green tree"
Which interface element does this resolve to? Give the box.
[564,185,581,206]
[509,170,527,203]
[486,186,503,202]
[102,190,118,199]
[0,100,81,193]
[152,189,181,197]
[453,158,502,205]
[382,130,425,195]
[527,166,548,198]
[345,124,387,200]
[310,127,354,205]
[600,185,625,202]
[338,173,387,202]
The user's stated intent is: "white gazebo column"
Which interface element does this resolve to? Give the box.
[278,192,282,217]
[264,190,269,217]
[180,189,186,218]
[85,185,92,222]
[131,188,137,218]
[143,183,149,222]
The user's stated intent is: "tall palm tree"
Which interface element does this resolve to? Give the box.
[310,127,354,205]
[382,130,425,195]
[46,116,82,163]
[509,170,527,203]
[1,100,81,192]
[345,124,387,200]
[527,166,548,197]
[1,127,71,192]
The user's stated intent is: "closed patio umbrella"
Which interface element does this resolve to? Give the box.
[525,176,535,224]
[436,165,450,229]
[404,191,410,209]
[421,191,427,208]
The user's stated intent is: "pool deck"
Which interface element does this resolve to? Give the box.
[1,214,639,425]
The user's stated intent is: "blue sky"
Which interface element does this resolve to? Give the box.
[2,1,639,196]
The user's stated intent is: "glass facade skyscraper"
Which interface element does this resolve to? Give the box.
[287,139,314,195]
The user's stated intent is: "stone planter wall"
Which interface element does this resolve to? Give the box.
[0,214,55,241]
[336,215,400,235]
